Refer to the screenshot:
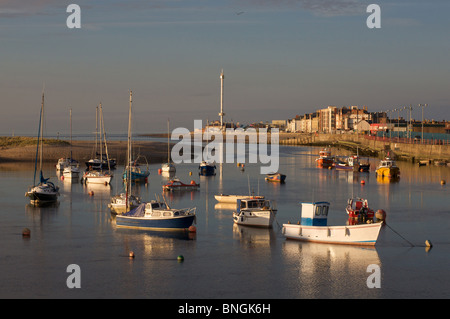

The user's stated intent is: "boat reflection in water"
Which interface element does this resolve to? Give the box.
[282,241,381,298]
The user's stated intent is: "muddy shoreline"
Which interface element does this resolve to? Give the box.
[0,140,170,164]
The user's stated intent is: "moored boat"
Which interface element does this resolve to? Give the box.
[162,119,176,173]
[123,158,150,183]
[25,92,59,206]
[115,200,196,230]
[376,157,400,178]
[232,198,277,228]
[109,193,141,215]
[82,170,113,185]
[83,103,114,184]
[199,161,216,176]
[265,173,286,183]
[316,148,334,168]
[282,201,385,246]
[214,194,265,204]
[335,156,360,171]
[163,178,199,192]
[161,162,176,173]
[63,164,80,179]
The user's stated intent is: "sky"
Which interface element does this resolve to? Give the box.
[1,0,449,136]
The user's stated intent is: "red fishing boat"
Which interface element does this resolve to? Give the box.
[316,148,334,168]
[162,178,200,192]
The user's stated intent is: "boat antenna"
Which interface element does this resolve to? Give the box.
[161,192,171,209]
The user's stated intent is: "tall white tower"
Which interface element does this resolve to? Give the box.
[219,69,225,130]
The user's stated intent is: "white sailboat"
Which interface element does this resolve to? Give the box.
[25,92,60,206]
[62,108,80,179]
[109,91,142,214]
[82,103,113,185]
[161,119,176,173]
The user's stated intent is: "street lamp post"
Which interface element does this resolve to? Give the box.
[419,104,428,144]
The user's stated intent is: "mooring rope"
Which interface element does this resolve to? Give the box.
[385,222,415,247]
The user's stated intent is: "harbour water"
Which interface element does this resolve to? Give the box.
[1,145,449,299]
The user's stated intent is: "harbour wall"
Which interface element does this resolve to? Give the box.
[278,133,450,162]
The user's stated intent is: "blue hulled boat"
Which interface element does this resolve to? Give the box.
[265,173,286,183]
[116,201,196,230]
[199,161,216,176]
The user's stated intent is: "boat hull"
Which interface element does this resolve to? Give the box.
[233,211,275,228]
[83,173,112,184]
[335,164,355,171]
[376,167,400,178]
[123,170,149,183]
[317,158,334,168]
[116,214,195,230]
[282,222,383,246]
[215,195,264,204]
[199,165,215,176]
[265,174,286,183]
[26,185,59,205]
[162,163,176,173]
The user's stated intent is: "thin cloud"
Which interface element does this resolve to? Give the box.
[239,0,369,17]
[0,0,64,18]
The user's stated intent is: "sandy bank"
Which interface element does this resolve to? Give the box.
[0,140,170,164]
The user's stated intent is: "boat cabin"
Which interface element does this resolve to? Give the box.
[378,158,397,168]
[300,201,330,226]
[144,201,170,217]
[236,198,276,212]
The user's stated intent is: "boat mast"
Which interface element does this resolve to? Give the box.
[167,118,170,164]
[69,108,73,160]
[126,90,132,211]
[100,104,111,172]
[219,69,225,131]
[39,92,44,178]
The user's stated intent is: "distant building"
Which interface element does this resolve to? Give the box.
[271,120,287,130]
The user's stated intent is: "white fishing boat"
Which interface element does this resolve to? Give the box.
[233,198,277,228]
[116,200,196,230]
[25,92,60,206]
[82,103,113,185]
[282,201,385,246]
[214,194,265,204]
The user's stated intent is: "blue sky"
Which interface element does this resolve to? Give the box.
[1,0,449,135]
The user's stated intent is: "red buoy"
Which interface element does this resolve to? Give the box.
[188,225,197,233]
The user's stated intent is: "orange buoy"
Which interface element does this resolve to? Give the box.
[188,225,197,233]
[158,169,162,174]
[88,191,94,196]
[129,251,135,258]
[441,180,446,185]
[375,209,386,222]
[361,180,365,185]
[22,228,31,237]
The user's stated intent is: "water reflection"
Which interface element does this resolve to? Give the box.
[282,240,381,298]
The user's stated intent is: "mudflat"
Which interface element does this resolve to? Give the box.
[0,140,169,164]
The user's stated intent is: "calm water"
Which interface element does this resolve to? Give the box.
[1,145,449,299]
